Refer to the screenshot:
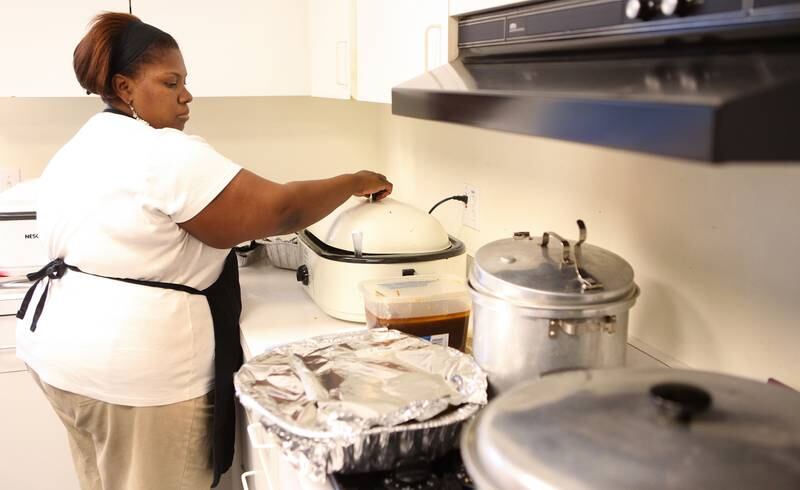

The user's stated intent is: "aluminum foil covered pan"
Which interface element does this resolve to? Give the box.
[234,328,488,481]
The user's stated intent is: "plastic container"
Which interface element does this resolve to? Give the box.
[360,275,471,351]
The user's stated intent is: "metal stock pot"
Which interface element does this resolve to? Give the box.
[469,220,639,394]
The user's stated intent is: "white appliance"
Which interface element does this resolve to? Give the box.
[295,197,467,322]
[0,181,79,489]
[0,180,48,275]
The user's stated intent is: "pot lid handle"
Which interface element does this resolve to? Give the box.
[541,220,604,291]
[650,382,713,424]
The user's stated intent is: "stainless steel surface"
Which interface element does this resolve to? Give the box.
[234,328,487,481]
[470,285,633,392]
[470,221,636,308]
[469,221,638,393]
[461,368,800,490]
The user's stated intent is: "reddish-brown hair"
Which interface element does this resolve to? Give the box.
[73,12,178,103]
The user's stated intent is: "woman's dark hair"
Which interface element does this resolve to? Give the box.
[73,12,178,103]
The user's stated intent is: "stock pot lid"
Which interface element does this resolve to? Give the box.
[470,223,636,307]
[461,368,800,490]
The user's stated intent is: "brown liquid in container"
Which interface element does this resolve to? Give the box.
[365,310,469,352]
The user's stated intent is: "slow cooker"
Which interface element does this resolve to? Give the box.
[295,197,467,322]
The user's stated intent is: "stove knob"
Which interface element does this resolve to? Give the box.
[660,0,679,15]
[625,0,657,20]
[660,0,697,16]
[296,264,309,286]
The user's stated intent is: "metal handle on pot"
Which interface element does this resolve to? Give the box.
[548,316,617,338]
[573,220,603,291]
[541,220,603,291]
[540,230,572,264]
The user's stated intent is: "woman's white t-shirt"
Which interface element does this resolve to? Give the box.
[16,112,242,406]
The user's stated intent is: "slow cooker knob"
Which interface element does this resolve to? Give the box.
[296,264,309,286]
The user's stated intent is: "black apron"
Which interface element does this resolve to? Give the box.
[17,251,243,488]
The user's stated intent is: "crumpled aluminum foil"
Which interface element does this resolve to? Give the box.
[235,328,488,481]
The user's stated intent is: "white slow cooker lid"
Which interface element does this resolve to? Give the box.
[307,197,451,254]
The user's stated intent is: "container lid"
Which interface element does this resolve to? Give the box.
[361,274,469,304]
[361,275,471,320]
[307,197,451,254]
[461,368,800,490]
[470,221,637,308]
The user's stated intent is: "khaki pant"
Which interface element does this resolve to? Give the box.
[29,369,214,490]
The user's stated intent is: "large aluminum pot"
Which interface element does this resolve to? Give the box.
[469,220,639,394]
[461,368,800,489]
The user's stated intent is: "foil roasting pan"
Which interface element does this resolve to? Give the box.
[235,328,487,481]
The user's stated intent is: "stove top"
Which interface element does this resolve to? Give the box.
[329,450,473,490]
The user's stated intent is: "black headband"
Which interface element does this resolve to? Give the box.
[110,20,170,75]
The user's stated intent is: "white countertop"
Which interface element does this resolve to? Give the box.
[237,260,666,368]
[238,261,366,361]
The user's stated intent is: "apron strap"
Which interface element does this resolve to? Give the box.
[17,259,204,332]
[17,259,69,332]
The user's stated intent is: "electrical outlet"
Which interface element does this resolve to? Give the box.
[462,184,479,230]
[0,167,22,193]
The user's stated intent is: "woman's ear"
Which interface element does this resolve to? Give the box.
[111,74,134,105]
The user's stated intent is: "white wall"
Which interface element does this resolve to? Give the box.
[4,96,798,388]
[0,96,384,182]
[378,105,800,388]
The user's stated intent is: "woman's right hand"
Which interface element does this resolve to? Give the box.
[351,170,393,201]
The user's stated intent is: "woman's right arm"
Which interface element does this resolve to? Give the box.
[178,169,392,249]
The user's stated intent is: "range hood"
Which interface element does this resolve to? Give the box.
[392,0,800,162]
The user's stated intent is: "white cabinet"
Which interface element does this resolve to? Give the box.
[1,1,451,100]
[0,316,80,490]
[238,404,334,490]
[0,1,129,97]
[238,405,271,490]
[449,0,526,16]
[354,0,449,104]
[133,0,310,97]
[309,0,352,100]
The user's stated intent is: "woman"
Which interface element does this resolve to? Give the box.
[15,12,392,490]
